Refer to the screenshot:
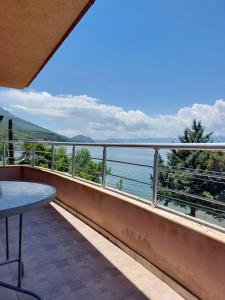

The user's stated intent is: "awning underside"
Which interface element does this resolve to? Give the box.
[0,0,94,89]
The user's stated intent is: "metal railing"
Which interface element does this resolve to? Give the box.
[1,140,225,227]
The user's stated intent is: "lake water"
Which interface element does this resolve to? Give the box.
[72,145,225,228]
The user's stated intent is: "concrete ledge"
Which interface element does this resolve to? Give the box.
[1,165,225,300]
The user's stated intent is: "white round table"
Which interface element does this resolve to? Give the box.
[0,181,56,300]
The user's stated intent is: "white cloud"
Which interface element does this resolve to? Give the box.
[0,89,225,139]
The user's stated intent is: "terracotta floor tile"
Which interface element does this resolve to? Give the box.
[0,203,184,300]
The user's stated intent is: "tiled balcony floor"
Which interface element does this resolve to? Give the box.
[0,202,184,300]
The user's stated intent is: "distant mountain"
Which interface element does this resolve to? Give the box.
[95,137,179,143]
[95,136,225,143]
[0,108,93,143]
[70,135,94,143]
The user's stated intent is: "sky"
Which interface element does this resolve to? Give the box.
[1,0,225,139]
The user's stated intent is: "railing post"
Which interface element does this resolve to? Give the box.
[32,144,35,167]
[51,144,55,171]
[102,146,107,187]
[72,145,76,177]
[152,148,159,207]
[3,142,5,166]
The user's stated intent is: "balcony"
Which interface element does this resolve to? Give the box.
[0,142,225,300]
[0,199,182,300]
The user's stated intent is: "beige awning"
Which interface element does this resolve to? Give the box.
[0,0,94,89]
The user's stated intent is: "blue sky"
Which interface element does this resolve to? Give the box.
[30,0,225,114]
[1,0,225,138]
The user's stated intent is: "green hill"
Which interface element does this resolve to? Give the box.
[70,135,93,143]
[0,108,94,142]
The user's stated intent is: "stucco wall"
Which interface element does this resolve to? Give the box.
[0,166,22,180]
[2,166,225,300]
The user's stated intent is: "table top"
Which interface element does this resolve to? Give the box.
[0,181,56,217]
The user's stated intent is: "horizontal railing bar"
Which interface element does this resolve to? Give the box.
[106,158,153,168]
[35,158,71,170]
[110,173,150,185]
[33,151,52,154]
[90,156,102,161]
[167,166,225,176]
[160,167,225,180]
[186,176,225,185]
[91,156,153,168]
[13,150,32,153]
[160,169,225,184]
[1,140,225,151]
[158,194,225,216]
[159,187,225,207]
[34,155,51,163]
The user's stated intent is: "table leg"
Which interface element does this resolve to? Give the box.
[18,213,22,288]
[0,214,43,300]
[0,281,42,299]
[5,217,9,260]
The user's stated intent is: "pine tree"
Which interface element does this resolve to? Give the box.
[158,120,225,219]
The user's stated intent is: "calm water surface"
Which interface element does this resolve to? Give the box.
[75,146,225,228]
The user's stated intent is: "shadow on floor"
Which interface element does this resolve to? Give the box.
[0,204,149,300]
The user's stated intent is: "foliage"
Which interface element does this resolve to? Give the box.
[158,120,225,219]
[54,146,70,172]
[19,143,52,167]
[19,145,108,184]
[116,178,123,191]
[74,148,106,183]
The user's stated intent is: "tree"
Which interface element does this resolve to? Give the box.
[54,146,70,172]
[19,145,109,184]
[167,119,213,169]
[158,120,225,219]
[74,148,104,183]
[19,143,52,168]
